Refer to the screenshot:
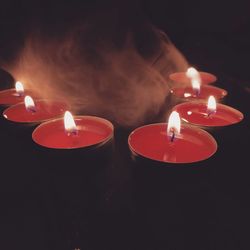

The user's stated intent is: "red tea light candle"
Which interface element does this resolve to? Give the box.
[32,111,114,149]
[128,111,217,164]
[173,96,244,127]
[171,77,227,100]
[3,95,67,123]
[0,81,37,106]
[169,67,217,85]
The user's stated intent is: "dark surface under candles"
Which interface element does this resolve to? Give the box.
[1,1,250,250]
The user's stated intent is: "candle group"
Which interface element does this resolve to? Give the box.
[0,81,114,151]
[0,66,244,165]
[129,67,243,164]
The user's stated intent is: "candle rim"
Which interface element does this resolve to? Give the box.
[128,122,217,164]
[32,115,114,150]
[170,85,228,100]
[0,88,34,106]
[3,99,69,124]
[169,71,217,84]
[173,101,244,128]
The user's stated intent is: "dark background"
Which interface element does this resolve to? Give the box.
[0,1,250,250]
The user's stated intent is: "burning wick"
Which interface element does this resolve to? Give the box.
[191,78,201,97]
[167,111,181,142]
[64,111,78,135]
[24,95,36,113]
[15,81,24,96]
[207,96,217,117]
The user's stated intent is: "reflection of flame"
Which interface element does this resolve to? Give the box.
[184,92,192,98]
[64,111,77,134]
[191,78,201,95]
[186,67,200,79]
[24,95,36,112]
[15,81,24,96]
[167,111,181,141]
[207,96,216,115]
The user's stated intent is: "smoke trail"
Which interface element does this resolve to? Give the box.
[3,4,188,127]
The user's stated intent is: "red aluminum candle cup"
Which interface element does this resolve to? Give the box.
[1,99,68,150]
[171,85,227,100]
[3,99,68,124]
[32,115,114,149]
[173,100,245,151]
[32,115,114,172]
[1,100,68,171]
[0,88,38,106]
[173,101,244,127]
[128,123,217,164]
[169,71,217,85]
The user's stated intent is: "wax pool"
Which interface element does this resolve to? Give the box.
[3,100,68,123]
[171,85,227,100]
[0,88,37,106]
[32,116,114,149]
[173,101,244,127]
[169,71,217,85]
[128,123,217,164]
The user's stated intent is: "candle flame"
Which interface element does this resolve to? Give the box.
[207,95,217,114]
[191,78,201,95]
[186,67,200,79]
[15,81,24,96]
[64,111,77,134]
[167,111,181,141]
[24,95,36,112]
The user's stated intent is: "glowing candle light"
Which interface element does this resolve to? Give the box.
[33,114,114,149]
[64,111,78,135]
[167,111,181,142]
[15,81,24,96]
[173,97,244,127]
[191,78,201,97]
[0,81,39,106]
[128,112,217,163]
[171,82,227,100]
[170,67,217,85]
[186,67,200,80]
[24,95,36,113]
[207,96,216,116]
[3,98,67,123]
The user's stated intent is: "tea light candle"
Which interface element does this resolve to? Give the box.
[0,81,37,106]
[3,96,68,123]
[173,96,244,127]
[171,77,227,100]
[169,67,217,85]
[32,111,114,149]
[128,111,217,164]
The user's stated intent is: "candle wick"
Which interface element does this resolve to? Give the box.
[195,89,200,97]
[67,129,78,136]
[207,110,215,117]
[170,131,175,142]
[28,107,36,113]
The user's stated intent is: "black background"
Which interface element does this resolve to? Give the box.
[0,1,250,250]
